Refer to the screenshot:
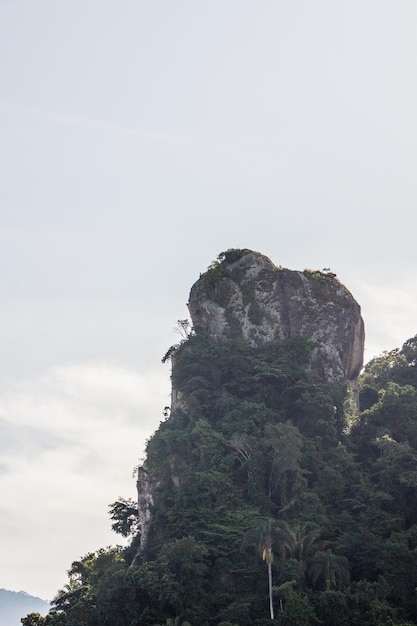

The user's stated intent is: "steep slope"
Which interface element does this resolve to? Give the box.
[139,250,365,551]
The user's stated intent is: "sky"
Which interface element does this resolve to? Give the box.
[1,0,417,602]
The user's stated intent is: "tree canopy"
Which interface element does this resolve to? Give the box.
[24,333,417,625]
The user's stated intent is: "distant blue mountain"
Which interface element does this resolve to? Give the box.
[0,589,50,626]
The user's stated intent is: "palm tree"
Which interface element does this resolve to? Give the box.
[286,524,330,577]
[307,548,350,591]
[259,522,275,620]
[244,518,292,620]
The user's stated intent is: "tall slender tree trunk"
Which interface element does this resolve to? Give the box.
[267,561,274,620]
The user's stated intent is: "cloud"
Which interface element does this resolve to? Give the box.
[0,98,232,151]
[0,417,64,466]
[0,362,170,600]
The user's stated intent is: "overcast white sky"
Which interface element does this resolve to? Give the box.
[1,0,417,601]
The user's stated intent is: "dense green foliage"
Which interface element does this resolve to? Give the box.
[24,333,417,625]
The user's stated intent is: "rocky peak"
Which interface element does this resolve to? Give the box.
[187,249,364,385]
[137,249,365,550]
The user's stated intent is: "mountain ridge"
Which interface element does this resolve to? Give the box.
[0,588,50,626]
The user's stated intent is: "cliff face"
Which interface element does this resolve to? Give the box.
[136,467,159,554]
[188,249,364,385]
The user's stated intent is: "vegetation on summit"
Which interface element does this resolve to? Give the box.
[22,330,417,625]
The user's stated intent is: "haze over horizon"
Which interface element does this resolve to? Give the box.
[1,0,417,601]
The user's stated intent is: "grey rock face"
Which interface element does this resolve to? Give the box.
[188,250,364,385]
[136,467,159,551]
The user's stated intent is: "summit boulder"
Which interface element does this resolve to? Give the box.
[188,249,364,388]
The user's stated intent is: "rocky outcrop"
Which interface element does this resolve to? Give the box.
[138,249,365,549]
[136,467,159,551]
[188,249,364,385]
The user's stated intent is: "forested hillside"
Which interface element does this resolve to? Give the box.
[23,332,417,626]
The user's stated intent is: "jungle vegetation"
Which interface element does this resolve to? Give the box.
[22,333,417,625]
